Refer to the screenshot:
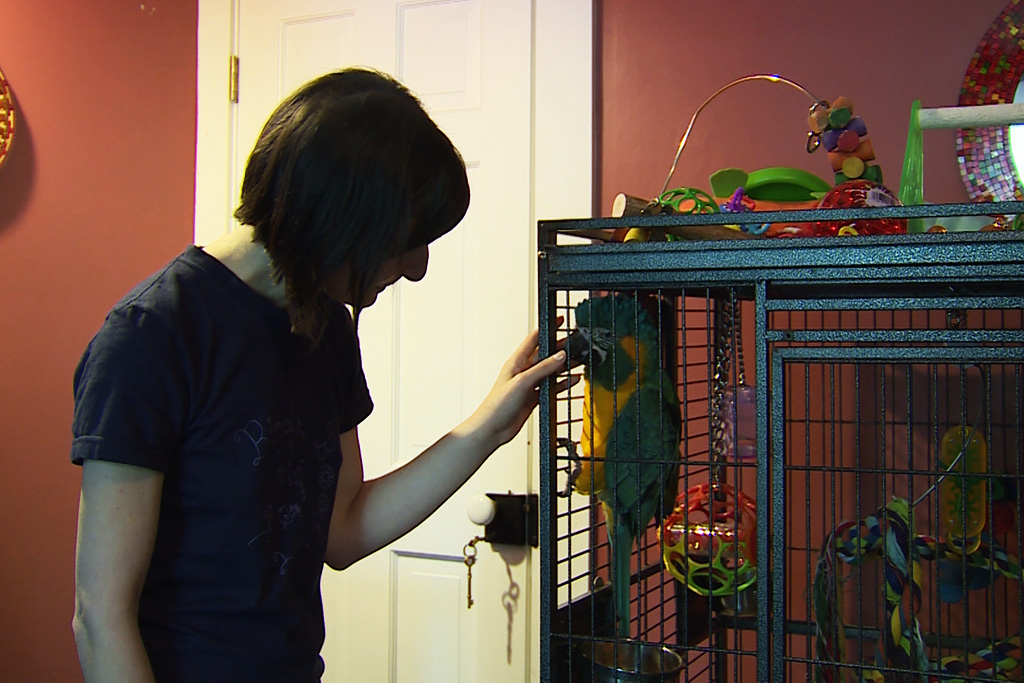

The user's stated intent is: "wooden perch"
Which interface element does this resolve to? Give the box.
[611,192,654,217]
[917,101,1024,130]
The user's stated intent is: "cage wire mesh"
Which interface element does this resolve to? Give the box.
[539,221,1024,683]
[548,286,761,682]
[773,307,1024,683]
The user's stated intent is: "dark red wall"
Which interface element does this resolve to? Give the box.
[598,0,1011,214]
[597,2,1022,673]
[0,0,1014,678]
[0,2,197,679]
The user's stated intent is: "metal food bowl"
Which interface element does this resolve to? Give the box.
[576,641,684,682]
[716,585,757,617]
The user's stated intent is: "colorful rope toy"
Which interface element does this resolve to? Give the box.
[812,497,1024,682]
[661,482,757,597]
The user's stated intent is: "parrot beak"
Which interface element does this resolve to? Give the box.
[565,329,590,366]
[566,328,604,367]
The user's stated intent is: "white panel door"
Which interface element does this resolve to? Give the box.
[196,1,592,680]
[237,2,532,682]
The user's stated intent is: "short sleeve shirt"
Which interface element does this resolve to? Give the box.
[71,246,373,682]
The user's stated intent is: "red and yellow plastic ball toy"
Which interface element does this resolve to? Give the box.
[661,482,757,596]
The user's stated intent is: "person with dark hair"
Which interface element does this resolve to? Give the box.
[70,68,567,683]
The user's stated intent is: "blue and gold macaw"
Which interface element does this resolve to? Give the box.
[566,294,681,637]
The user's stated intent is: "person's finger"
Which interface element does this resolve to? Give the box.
[515,328,540,357]
[517,349,565,386]
[505,329,541,372]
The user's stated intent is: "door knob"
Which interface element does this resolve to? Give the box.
[467,494,497,525]
[465,492,538,547]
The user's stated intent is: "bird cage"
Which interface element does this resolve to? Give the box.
[537,202,1024,682]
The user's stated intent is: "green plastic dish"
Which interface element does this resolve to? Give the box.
[744,167,831,202]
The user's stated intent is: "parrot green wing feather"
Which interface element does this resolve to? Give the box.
[598,382,680,529]
[596,379,681,637]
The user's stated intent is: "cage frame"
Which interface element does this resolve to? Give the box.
[537,201,1024,682]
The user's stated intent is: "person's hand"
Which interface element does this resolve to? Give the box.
[468,326,577,450]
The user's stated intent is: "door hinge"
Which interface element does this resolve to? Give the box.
[229,55,239,103]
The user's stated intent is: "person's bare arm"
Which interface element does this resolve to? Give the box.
[324,329,569,570]
[73,459,163,683]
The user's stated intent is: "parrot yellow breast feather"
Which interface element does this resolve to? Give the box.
[576,335,642,495]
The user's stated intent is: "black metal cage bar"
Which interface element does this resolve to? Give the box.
[538,203,1024,682]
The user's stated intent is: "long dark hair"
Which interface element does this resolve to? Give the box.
[235,68,470,339]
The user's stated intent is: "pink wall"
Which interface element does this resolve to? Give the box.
[0,2,197,679]
[598,0,1011,214]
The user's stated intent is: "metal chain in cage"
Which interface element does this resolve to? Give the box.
[710,291,739,482]
[735,297,746,386]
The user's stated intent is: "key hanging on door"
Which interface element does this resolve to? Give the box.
[463,536,483,608]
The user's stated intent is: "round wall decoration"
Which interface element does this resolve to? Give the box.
[0,65,14,169]
[956,0,1024,201]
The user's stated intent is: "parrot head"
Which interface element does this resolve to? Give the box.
[566,294,663,388]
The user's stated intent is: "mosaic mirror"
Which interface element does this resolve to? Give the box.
[957,0,1024,201]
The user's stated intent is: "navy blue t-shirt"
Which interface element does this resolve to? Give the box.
[71,246,373,682]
